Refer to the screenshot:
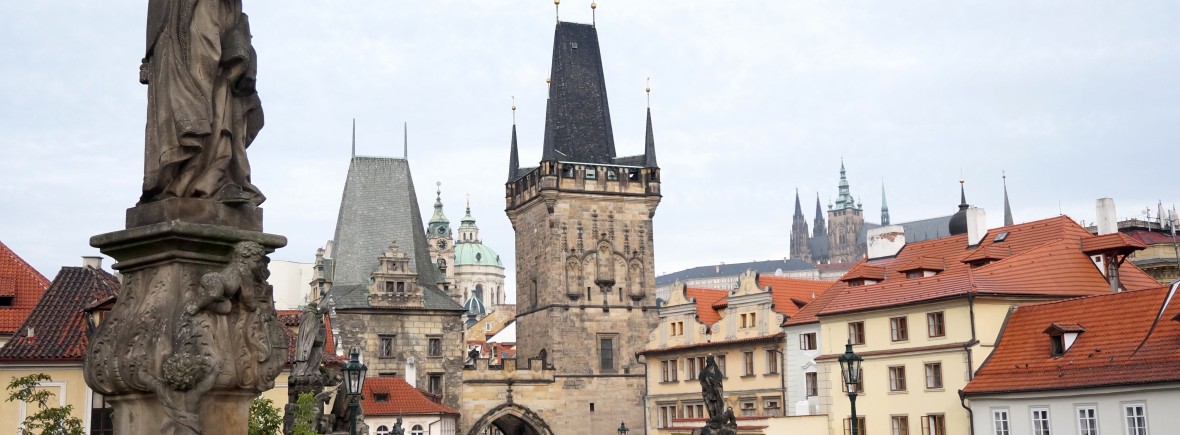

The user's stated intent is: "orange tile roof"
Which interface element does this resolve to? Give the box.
[0,267,119,361]
[0,241,51,334]
[685,287,728,327]
[783,279,847,326]
[897,256,947,273]
[840,263,886,282]
[1125,229,1180,245]
[964,285,1180,394]
[360,376,459,416]
[1081,233,1146,254]
[818,216,1160,316]
[640,333,784,355]
[758,275,837,318]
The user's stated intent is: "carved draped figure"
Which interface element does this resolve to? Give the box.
[141,0,265,205]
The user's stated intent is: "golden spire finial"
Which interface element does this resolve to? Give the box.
[645,76,651,108]
[591,1,597,26]
[511,96,517,124]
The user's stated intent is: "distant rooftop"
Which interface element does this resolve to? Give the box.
[656,258,816,287]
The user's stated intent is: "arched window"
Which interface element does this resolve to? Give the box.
[411,425,425,435]
[376,426,390,435]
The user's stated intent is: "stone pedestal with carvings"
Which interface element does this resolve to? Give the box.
[85,200,286,435]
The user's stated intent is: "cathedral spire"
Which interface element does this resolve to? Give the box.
[881,183,890,226]
[793,189,804,218]
[834,159,857,210]
[1002,171,1014,226]
[643,108,658,168]
[813,194,827,238]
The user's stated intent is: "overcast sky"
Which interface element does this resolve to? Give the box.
[2,1,1178,299]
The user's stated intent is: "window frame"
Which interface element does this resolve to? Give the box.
[427,336,443,357]
[849,321,866,345]
[1076,405,1098,435]
[427,373,443,395]
[927,312,946,338]
[888,365,908,392]
[922,414,946,435]
[800,332,818,350]
[657,403,677,428]
[742,351,755,376]
[843,417,867,435]
[924,362,943,389]
[991,408,1010,435]
[892,415,910,435]
[766,349,779,374]
[805,372,818,397]
[1031,407,1051,435]
[379,335,396,358]
[1124,402,1147,435]
[598,334,617,373]
[891,316,909,342]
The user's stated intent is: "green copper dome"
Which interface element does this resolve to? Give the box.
[454,243,503,267]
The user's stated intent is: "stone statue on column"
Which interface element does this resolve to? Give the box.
[694,355,737,435]
[84,1,286,434]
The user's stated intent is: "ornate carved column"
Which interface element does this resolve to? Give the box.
[87,202,286,434]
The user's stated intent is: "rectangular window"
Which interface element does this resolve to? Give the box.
[740,400,757,417]
[660,359,678,382]
[687,357,699,380]
[428,374,442,395]
[684,403,705,419]
[599,336,616,372]
[921,414,946,435]
[427,337,442,357]
[764,398,781,416]
[766,350,779,374]
[842,370,864,393]
[924,362,943,389]
[379,335,395,358]
[849,322,866,345]
[992,409,1010,435]
[927,312,945,337]
[1124,403,1147,435]
[396,281,406,293]
[805,372,818,397]
[1031,408,1051,435]
[892,415,910,435]
[743,351,755,376]
[889,365,907,392]
[843,417,866,435]
[658,404,676,428]
[1076,406,1097,435]
[584,167,597,180]
[891,316,909,341]
[717,355,727,377]
[800,333,818,350]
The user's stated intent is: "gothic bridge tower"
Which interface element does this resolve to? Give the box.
[502,19,661,435]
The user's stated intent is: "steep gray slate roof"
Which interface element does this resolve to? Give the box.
[858,215,955,245]
[656,259,817,287]
[326,157,460,311]
[542,21,616,164]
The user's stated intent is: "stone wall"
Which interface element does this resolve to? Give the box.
[335,309,464,410]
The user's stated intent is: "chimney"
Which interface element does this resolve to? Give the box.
[1096,198,1117,235]
[966,207,988,246]
[867,225,906,259]
[82,256,103,269]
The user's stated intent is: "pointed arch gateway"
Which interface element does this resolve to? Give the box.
[467,403,554,435]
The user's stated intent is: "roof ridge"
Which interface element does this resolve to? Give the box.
[0,241,50,289]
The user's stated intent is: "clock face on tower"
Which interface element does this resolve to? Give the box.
[437,239,447,249]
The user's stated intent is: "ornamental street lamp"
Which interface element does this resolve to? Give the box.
[343,348,368,435]
[837,340,863,435]
[617,421,629,435]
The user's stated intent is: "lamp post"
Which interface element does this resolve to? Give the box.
[617,421,629,435]
[837,340,863,435]
[343,348,368,435]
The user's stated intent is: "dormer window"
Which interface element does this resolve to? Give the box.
[374,393,390,403]
[396,281,406,293]
[1043,323,1085,357]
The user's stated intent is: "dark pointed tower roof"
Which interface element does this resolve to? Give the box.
[643,108,658,167]
[793,189,804,218]
[881,183,891,226]
[1003,172,1014,226]
[508,123,520,181]
[949,179,970,235]
[541,21,616,164]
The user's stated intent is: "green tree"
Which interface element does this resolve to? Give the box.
[290,392,319,435]
[248,397,283,435]
[5,374,85,435]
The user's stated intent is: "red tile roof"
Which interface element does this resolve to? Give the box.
[840,263,887,282]
[0,241,51,334]
[686,287,728,327]
[359,376,459,416]
[1124,229,1180,245]
[897,256,947,273]
[964,285,1180,395]
[640,333,785,355]
[1081,233,1146,255]
[817,216,1161,316]
[0,266,119,361]
[758,275,837,318]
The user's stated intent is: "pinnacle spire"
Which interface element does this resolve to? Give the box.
[643,107,658,167]
[351,118,356,158]
[793,189,804,218]
[881,183,890,226]
[508,122,520,181]
[428,182,449,225]
[1002,172,1014,226]
[959,178,968,210]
